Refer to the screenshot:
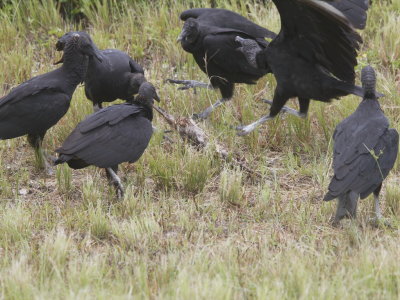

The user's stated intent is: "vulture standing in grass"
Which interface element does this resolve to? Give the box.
[324,66,398,225]
[169,8,276,120]
[56,31,146,111]
[55,82,160,198]
[235,0,369,135]
[171,1,369,124]
[0,33,102,174]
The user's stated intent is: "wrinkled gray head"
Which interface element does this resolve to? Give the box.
[55,31,102,64]
[136,82,160,105]
[361,65,376,99]
[178,18,200,45]
[235,36,262,68]
[56,31,93,51]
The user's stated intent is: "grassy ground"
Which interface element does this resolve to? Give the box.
[0,0,400,299]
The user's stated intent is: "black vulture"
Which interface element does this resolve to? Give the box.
[169,8,276,119]
[170,1,368,121]
[324,66,398,225]
[235,0,370,135]
[54,82,160,197]
[56,31,146,111]
[0,33,102,174]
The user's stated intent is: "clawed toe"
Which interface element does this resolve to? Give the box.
[236,125,254,136]
[369,217,392,228]
[45,165,54,176]
[116,185,124,199]
[192,111,210,120]
[262,99,273,106]
[166,79,209,92]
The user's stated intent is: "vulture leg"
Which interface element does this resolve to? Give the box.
[370,184,391,227]
[374,184,383,220]
[27,132,53,175]
[93,103,103,112]
[236,115,274,136]
[298,98,310,117]
[236,90,289,135]
[105,166,124,198]
[167,79,212,92]
[262,98,308,119]
[333,191,358,225]
[193,97,230,120]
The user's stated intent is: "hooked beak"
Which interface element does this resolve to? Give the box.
[55,40,65,51]
[177,33,183,42]
[177,28,186,42]
[54,40,66,64]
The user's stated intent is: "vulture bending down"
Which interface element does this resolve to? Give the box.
[56,31,146,111]
[55,82,160,197]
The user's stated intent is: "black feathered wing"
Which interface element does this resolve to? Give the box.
[56,104,153,168]
[0,72,66,108]
[180,8,276,39]
[324,102,399,201]
[201,32,268,81]
[271,0,362,83]
[0,82,71,139]
[328,0,369,29]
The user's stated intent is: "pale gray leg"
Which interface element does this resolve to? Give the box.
[167,79,212,92]
[236,115,275,136]
[193,98,230,120]
[374,194,382,220]
[370,193,391,227]
[106,167,124,198]
[93,103,102,112]
[263,99,307,118]
[39,148,54,176]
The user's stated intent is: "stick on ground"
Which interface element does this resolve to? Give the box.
[153,105,261,177]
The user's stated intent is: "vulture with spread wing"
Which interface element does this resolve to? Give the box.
[236,0,370,135]
[171,1,369,122]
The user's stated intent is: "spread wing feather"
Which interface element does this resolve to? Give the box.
[272,0,363,82]
[201,32,268,79]
[328,0,369,29]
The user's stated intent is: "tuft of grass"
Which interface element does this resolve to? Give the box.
[219,167,245,206]
[385,184,400,216]
[56,163,73,196]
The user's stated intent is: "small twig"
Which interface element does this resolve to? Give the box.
[153,105,261,177]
